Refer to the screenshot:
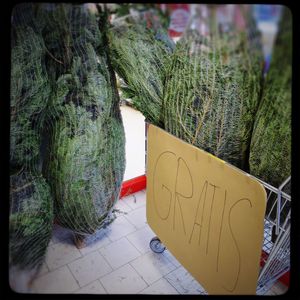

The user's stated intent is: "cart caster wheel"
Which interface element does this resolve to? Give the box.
[150,237,166,253]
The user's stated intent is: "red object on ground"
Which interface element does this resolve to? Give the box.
[279,271,289,287]
[260,250,290,287]
[120,175,147,198]
[164,4,190,38]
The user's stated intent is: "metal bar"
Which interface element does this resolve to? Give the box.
[258,223,290,283]
[278,176,291,190]
[276,177,291,235]
[276,192,282,235]
[253,176,291,201]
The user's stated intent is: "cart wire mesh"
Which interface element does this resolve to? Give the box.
[256,176,291,294]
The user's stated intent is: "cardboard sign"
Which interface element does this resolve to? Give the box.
[146,124,266,295]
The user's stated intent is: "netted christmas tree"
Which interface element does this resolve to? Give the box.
[108,12,175,127]
[112,3,170,30]
[10,3,53,291]
[39,4,125,240]
[249,7,291,188]
[163,5,264,170]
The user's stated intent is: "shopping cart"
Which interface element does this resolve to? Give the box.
[256,176,291,294]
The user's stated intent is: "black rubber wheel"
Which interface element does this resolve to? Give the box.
[149,237,166,253]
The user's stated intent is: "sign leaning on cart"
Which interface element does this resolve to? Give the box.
[146,124,267,295]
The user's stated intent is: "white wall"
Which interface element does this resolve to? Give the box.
[120,105,146,181]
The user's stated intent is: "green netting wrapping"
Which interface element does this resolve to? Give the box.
[10,172,53,268]
[108,13,175,127]
[40,4,125,235]
[249,7,291,188]
[10,5,51,170]
[163,5,264,170]
[10,3,53,290]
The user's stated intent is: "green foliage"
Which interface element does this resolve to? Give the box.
[249,7,291,187]
[109,6,264,171]
[163,6,264,170]
[9,172,53,269]
[10,3,53,270]
[10,21,51,169]
[40,4,125,235]
[108,19,174,127]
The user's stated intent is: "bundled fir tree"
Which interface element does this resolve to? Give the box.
[39,4,125,242]
[109,5,264,170]
[108,14,175,127]
[249,7,291,188]
[10,3,53,292]
[163,5,264,170]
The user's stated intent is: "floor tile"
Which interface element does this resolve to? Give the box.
[104,215,137,241]
[122,191,146,210]
[133,190,147,202]
[100,264,147,294]
[270,281,288,295]
[29,190,217,295]
[45,238,82,271]
[78,229,111,256]
[119,194,135,207]
[126,226,156,254]
[162,249,182,268]
[264,288,276,295]
[140,278,179,294]
[9,267,38,293]
[68,251,112,288]
[130,251,177,285]
[124,206,147,229]
[114,198,132,214]
[51,224,73,244]
[30,266,79,293]
[164,266,206,295]
[74,280,107,294]
[99,237,141,270]
[36,262,49,277]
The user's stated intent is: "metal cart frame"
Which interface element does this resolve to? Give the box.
[255,176,291,294]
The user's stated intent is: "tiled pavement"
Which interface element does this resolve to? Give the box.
[29,190,288,295]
